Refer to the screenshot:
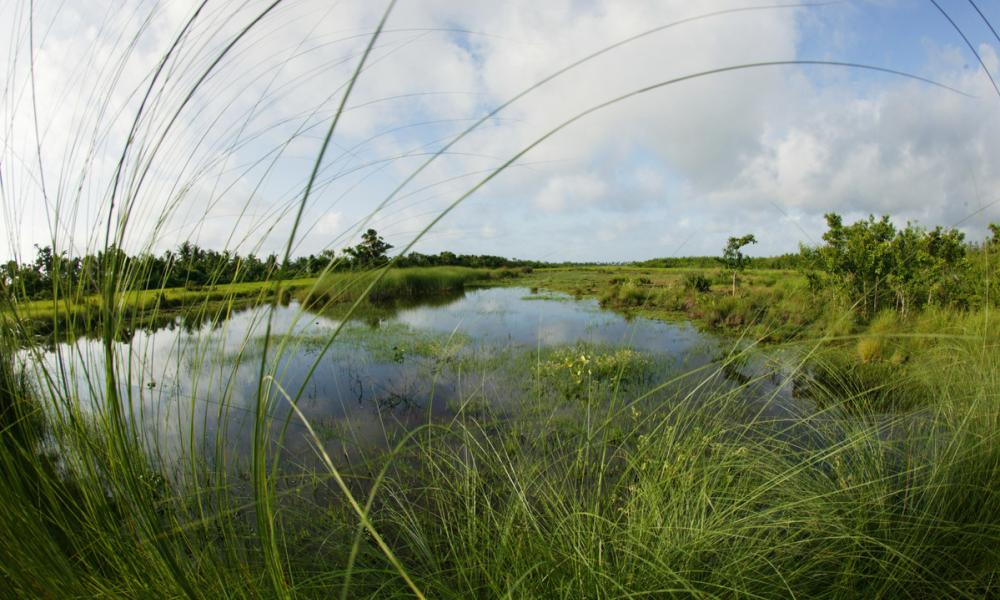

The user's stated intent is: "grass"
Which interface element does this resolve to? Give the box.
[297,267,499,309]
[4,314,1000,597]
[2,2,1000,598]
[2,277,317,340]
[508,266,894,342]
[3,238,998,597]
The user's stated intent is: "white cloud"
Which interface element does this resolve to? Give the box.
[534,173,607,213]
[2,0,998,263]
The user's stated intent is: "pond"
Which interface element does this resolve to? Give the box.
[29,287,797,470]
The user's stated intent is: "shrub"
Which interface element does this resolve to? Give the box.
[683,273,711,293]
[616,281,649,307]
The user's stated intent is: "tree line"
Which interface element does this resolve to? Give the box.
[5,219,997,311]
[0,229,543,300]
[634,254,805,270]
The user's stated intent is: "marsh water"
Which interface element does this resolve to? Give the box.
[31,287,797,468]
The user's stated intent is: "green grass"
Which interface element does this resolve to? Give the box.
[12,277,316,318]
[510,266,879,342]
[3,261,999,597]
[4,260,999,597]
[3,316,1000,597]
[297,267,498,308]
[2,277,317,340]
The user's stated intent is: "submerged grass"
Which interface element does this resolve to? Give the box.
[1,2,999,598]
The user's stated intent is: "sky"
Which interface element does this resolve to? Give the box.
[1,0,999,263]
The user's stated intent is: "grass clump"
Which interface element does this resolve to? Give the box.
[300,267,493,308]
[856,336,883,363]
[683,272,712,293]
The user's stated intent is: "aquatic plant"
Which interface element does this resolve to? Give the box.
[538,344,654,400]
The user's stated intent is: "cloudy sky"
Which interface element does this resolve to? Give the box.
[1,0,998,263]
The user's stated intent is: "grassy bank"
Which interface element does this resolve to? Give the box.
[511,265,1000,414]
[506,266,832,336]
[511,265,997,342]
[11,277,317,318]
[1,277,317,340]
[1,266,517,340]
[296,266,518,309]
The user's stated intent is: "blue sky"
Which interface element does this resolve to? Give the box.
[800,1,997,68]
[2,0,999,263]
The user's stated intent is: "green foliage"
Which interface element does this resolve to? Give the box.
[803,213,969,317]
[599,279,649,308]
[0,236,541,305]
[3,0,999,593]
[5,257,1000,597]
[682,272,711,293]
[395,251,540,270]
[537,344,654,400]
[634,253,803,270]
[718,234,757,296]
[300,266,493,308]
[719,234,758,271]
[343,229,393,267]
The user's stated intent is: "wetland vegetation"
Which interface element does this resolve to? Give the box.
[4,216,999,597]
[3,2,1000,598]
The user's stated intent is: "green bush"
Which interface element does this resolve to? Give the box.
[683,272,711,293]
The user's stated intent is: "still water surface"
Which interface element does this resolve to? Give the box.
[33,287,771,465]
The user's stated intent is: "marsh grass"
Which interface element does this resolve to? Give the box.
[4,278,1000,597]
[1,2,999,598]
[298,267,494,309]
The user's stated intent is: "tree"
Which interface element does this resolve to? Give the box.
[718,234,757,296]
[344,229,393,267]
[804,213,967,316]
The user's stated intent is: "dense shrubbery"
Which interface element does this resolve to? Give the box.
[584,213,999,343]
[802,213,973,317]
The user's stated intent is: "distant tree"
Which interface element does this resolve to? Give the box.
[989,223,1000,247]
[344,229,393,267]
[33,245,54,282]
[719,234,757,296]
[264,253,279,276]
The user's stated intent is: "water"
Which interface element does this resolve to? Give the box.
[31,287,790,467]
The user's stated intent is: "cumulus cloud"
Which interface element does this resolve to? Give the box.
[2,0,999,262]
